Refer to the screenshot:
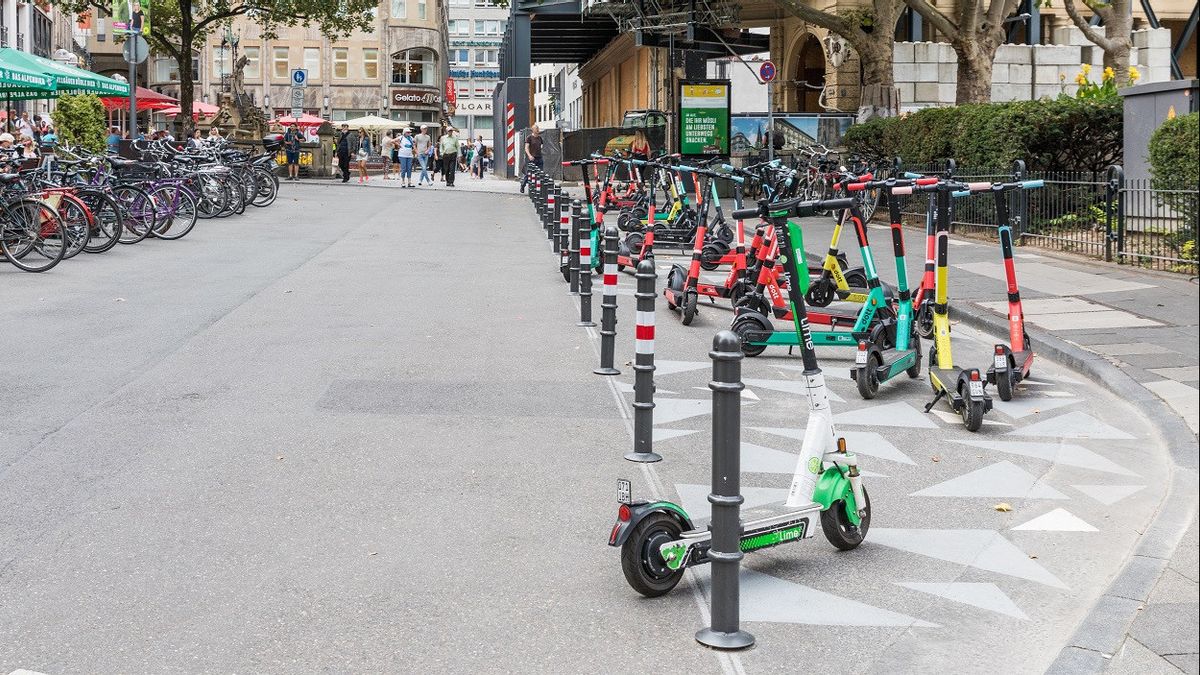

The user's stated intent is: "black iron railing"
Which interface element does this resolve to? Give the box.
[888,161,1198,274]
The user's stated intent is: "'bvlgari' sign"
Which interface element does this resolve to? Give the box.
[391,88,441,106]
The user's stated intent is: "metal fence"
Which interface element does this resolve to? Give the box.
[890,161,1199,274]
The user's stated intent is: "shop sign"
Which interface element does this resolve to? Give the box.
[391,88,441,106]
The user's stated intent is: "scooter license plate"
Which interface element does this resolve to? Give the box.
[855,350,868,365]
[969,380,985,397]
[994,354,1007,370]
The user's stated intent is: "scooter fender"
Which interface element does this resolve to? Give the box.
[986,344,1012,384]
[957,369,994,413]
[608,501,695,548]
[812,467,861,526]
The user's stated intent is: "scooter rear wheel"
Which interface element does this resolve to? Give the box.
[856,352,881,399]
[700,241,729,271]
[621,513,685,598]
[906,335,923,379]
[731,312,772,358]
[996,365,1015,402]
[821,486,870,551]
[961,393,985,432]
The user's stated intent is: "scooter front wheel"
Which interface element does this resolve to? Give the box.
[916,304,935,340]
[700,241,728,271]
[621,513,685,598]
[821,486,870,551]
[806,280,835,308]
[681,291,698,326]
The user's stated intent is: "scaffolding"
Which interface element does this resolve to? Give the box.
[588,0,743,38]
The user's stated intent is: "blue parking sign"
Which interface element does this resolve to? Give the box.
[291,69,308,87]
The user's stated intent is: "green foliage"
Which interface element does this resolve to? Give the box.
[53,93,107,153]
[843,97,1122,172]
[1148,111,1199,249]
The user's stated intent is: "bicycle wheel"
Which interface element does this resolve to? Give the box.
[150,185,198,240]
[251,167,277,207]
[79,190,124,254]
[196,175,229,219]
[56,194,92,260]
[1,197,66,272]
[112,185,156,244]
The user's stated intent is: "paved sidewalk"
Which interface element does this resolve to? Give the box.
[303,171,523,195]
[794,216,1200,673]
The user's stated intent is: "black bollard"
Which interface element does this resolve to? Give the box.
[594,225,621,375]
[544,185,556,239]
[625,259,661,463]
[696,330,754,651]
[577,203,596,327]
[551,187,563,252]
[568,200,581,295]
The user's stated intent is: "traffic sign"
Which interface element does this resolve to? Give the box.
[759,61,777,83]
[290,69,308,87]
[291,107,303,118]
[290,87,304,106]
[122,34,149,64]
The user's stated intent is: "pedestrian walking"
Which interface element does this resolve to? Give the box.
[415,125,433,185]
[355,127,372,184]
[470,135,485,179]
[336,124,352,183]
[283,123,302,181]
[397,127,415,187]
[519,124,544,193]
[439,127,460,187]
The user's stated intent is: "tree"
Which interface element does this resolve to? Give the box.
[57,0,377,136]
[54,93,108,152]
[771,0,906,120]
[1059,0,1134,87]
[904,0,1021,103]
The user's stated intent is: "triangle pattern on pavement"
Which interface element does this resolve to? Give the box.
[930,409,1011,427]
[953,439,1138,477]
[1007,411,1135,440]
[615,381,677,395]
[895,582,1029,620]
[832,401,938,429]
[775,364,853,381]
[654,398,711,425]
[751,428,915,466]
[674,483,786,522]
[743,378,845,403]
[1071,484,1146,505]
[653,360,712,377]
[739,442,888,478]
[870,528,1068,588]
[652,428,699,443]
[697,569,938,627]
[690,386,762,401]
[1011,508,1098,532]
[991,395,1081,420]
[911,461,1068,500]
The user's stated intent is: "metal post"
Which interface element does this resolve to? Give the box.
[1011,159,1028,240]
[545,185,556,240]
[1106,165,1125,264]
[594,225,621,375]
[552,187,563,253]
[696,330,753,651]
[626,259,662,463]
[578,203,596,327]
[128,43,138,138]
[559,191,571,271]
[569,199,581,294]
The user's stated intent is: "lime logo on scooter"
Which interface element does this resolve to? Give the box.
[806,456,821,474]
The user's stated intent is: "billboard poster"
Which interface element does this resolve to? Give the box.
[729,115,855,158]
[678,81,729,157]
[112,0,149,35]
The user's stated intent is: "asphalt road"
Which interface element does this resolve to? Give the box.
[0,183,1175,674]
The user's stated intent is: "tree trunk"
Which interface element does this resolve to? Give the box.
[175,0,195,139]
[1104,14,1134,87]
[855,36,899,120]
[953,38,999,103]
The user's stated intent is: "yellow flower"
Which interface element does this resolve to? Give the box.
[1128,66,1141,82]
[1080,63,1092,75]
[1103,66,1115,81]
[1075,73,1087,86]
[1059,72,1067,82]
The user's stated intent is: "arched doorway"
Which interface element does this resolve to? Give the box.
[794,35,826,113]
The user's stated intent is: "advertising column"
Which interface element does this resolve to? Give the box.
[678,80,730,157]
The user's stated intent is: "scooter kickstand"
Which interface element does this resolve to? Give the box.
[923,389,946,413]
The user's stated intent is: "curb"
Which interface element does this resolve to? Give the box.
[953,302,1199,673]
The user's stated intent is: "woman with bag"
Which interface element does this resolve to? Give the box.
[355,128,372,184]
[397,128,416,188]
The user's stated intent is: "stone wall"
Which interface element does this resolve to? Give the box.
[893,28,1173,111]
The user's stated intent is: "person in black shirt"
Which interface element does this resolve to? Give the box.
[519,125,543,193]
[336,124,351,183]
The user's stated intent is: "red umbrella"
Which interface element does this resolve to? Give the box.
[272,113,325,127]
[160,101,221,119]
[99,86,178,111]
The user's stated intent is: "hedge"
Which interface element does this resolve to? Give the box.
[1148,111,1199,253]
[843,97,1122,172]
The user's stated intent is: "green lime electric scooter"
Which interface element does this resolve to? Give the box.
[609,194,871,598]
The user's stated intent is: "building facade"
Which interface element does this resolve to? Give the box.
[446,0,505,142]
[110,0,451,126]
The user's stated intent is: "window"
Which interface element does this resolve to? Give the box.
[457,84,470,97]
[474,49,497,66]
[473,0,492,6]
[448,19,470,35]
[391,48,435,85]
[192,54,201,81]
[213,49,231,77]
[153,56,178,82]
[363,48,379,79]
[417,0,426,19]
[273,46,289,78]
[449,0,468,6]
[450,49,469,66]
[390,0,406,19]
[333,47,348,79]
[243,46,261,79]
[475,20,500,35]
[304,47,321,80]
